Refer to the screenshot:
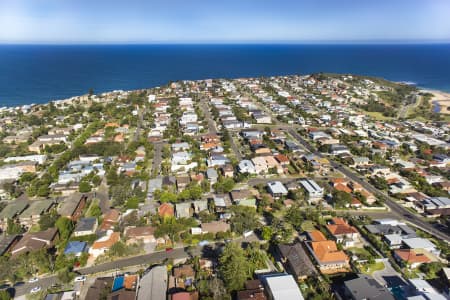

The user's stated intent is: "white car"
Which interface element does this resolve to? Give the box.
[30,286,41,294]
[28,277,38,283]
[74,275,87,282]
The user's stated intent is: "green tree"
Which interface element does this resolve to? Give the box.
[57,267,75,283]
[213,178,235,193]
[261,226,273,241]
[79,180,92,193]
[332,190,352,208]
[36,184,50,197]
[219,243,250,291]
[159,191,178,203]
[0,290,11,300]
[126,196,140,209]
[109,241,127,257]
[55,217,74,241]
[419,262,443,279]
[284,205,304,230]
[230,206,259,235]
[38,210,59,230]
[86,201,102,218]
[7,219,24,235]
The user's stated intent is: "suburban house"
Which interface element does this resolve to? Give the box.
[230,190,256,207]
[394,249,434,269]
[137,265,168,300]
[0,235,20,256]
[305,230,349,274]
[158,203,175,218]
[57,193,88,221]
[237,280,267,300]
[73,217,98,237]
[0,200,28,231]
[124,226,158,245]
[299,179,324,204]
[11,228,59,257]
[201,221,231,234]
[326,218,360,248]
[262,274,305,300]
[175,200,208,218]
[89,231,120,258]
[99,209,121,232]
[277,243,318,281]
[18,199,55,228]
[64,241,88,257]
[267,181,288,198]
[343,274,395,300]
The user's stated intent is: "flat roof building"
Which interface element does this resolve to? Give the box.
[263,273,304,300]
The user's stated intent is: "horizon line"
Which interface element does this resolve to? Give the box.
[0,39,450,46]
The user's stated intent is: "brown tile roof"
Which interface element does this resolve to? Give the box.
[91,232,120,250]
[100,209,120,231]
[124,226,155,238]
[330,178,349,185]
[201,221,230,233]
[334,183,352,194]
[311,240,349,263]
[394,249,431,264]
[173,265,195,278]
[158,203,174,217]
[11,228,58,256]
[274,154,289,163]
[308,230,327,242]
[327,224,359,236]
[124,274,138,290]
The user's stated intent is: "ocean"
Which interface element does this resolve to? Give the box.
[0,44,449,106]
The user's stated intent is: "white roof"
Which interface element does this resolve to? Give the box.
[402,238,436,250]
[299,179,323,194]
[384,234,403,244]
[267,181,288,194]
[409,279,447,300]
[266,274,304,300]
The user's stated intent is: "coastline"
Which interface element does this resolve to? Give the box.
[421,89,450,115]
[2,76,450,116]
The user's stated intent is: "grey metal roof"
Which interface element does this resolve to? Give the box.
[344,274,395,300]
[19,199,54,219]
[0,200,28,219]
[137,265,167,300]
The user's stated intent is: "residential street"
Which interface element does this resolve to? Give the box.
[286,128,450,243]
[13,247,195,297]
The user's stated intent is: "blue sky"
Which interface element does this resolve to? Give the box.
[0,0,449,43]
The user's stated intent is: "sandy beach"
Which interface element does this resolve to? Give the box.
[422,89,450,115]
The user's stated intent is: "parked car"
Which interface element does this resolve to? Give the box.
[165,247,173,252]
[74,275,87,282]
[28,277,38,283]
[30,286,41,294]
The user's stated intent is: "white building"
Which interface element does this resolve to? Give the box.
[264,274,304,300]
[238,160,257,174]
[4,155,47,165]
[267,181,288,198]
[299,179,324,203]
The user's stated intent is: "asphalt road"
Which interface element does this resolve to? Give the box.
[151,141,164,177]
[199,97,217,135]
[287,128,450,243]
[13,247,193,297]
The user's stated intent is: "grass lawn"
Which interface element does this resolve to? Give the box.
[360,262,385,275]
[347,247,372,257]
[364,111,393,121]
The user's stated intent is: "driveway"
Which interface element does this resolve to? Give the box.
[372,259,407,288]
